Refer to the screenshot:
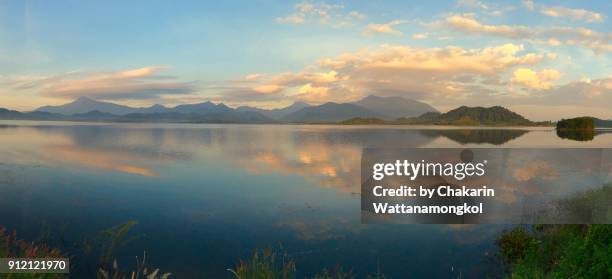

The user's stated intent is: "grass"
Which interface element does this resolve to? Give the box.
[497,185,612,278]
[1,222,171,279]
[227,248,296,279]
[228,248,387,279]
[0,228,65,279]
[497,224,612,278]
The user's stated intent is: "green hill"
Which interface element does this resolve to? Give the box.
[391,106,533,126]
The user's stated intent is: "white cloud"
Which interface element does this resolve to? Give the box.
[522,0,535,11]
[275,1,365,27]
[456,0,489,10]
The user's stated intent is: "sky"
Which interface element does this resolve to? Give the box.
[0,0,610,120]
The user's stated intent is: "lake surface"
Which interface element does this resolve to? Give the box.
[0,121,610,278]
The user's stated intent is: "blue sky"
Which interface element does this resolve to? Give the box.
[0,0,610,120]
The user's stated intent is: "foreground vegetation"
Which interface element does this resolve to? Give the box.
[497,224,611,278]
[3,218,611,278]
[498,184,612,278]
[1,223,171,279]
[0,228,64,279]
[228,249,385,279]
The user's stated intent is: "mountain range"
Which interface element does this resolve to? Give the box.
[1,96,607,126]
[1,95,437,123]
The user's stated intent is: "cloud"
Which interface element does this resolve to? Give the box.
[527,76,612,106]
[245,73,264,81]
[276,1,365,27]
[5,66,195,100]
[253,84,283,94]
[522,1,605,23]
[445,14,531,38]
[319,43,544,74]
[522,0,535,11]
[412,33,428,39]
[212,43,606,120]
[276,14,306,24]
[209,70,344,103]
[456,0,488,10]
[511,68,561,90]
[215,43,551,107]
[540,6,605,23]
[442,14,612,53]
[363,20,407,36]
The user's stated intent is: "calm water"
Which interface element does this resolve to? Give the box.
[0,121,610,278]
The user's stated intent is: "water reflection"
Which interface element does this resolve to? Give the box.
[1,124,611,193]
[420,129,529,145]
[0,122,610,278]
[556,129,612,141]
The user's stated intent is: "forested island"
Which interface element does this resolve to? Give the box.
[342,106,553,126]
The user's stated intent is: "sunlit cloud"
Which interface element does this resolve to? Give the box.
[540,6,605,23]
[527,76,612,106]
[445,14,530,38]
[363,20,407,36]
[511,68,561,90]
[522,1,605,23]
[412,33,428,39]
[3,66,195,101]
[441,14,612,53]
[216,43,553,107]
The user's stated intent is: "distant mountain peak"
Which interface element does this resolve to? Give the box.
[73,96,98,103]
[362,95,383,100]
[235,101,311,119]
[290,101,310,107]
[353,95,438,119]
[284,102,380,123]
[35,97,136,115]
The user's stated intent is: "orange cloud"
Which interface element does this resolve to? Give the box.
[4,66,195,101]
[253,84,283,94]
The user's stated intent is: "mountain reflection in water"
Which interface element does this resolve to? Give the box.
[0,122,610,278]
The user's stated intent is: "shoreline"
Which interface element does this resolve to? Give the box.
[0,119,556,129]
